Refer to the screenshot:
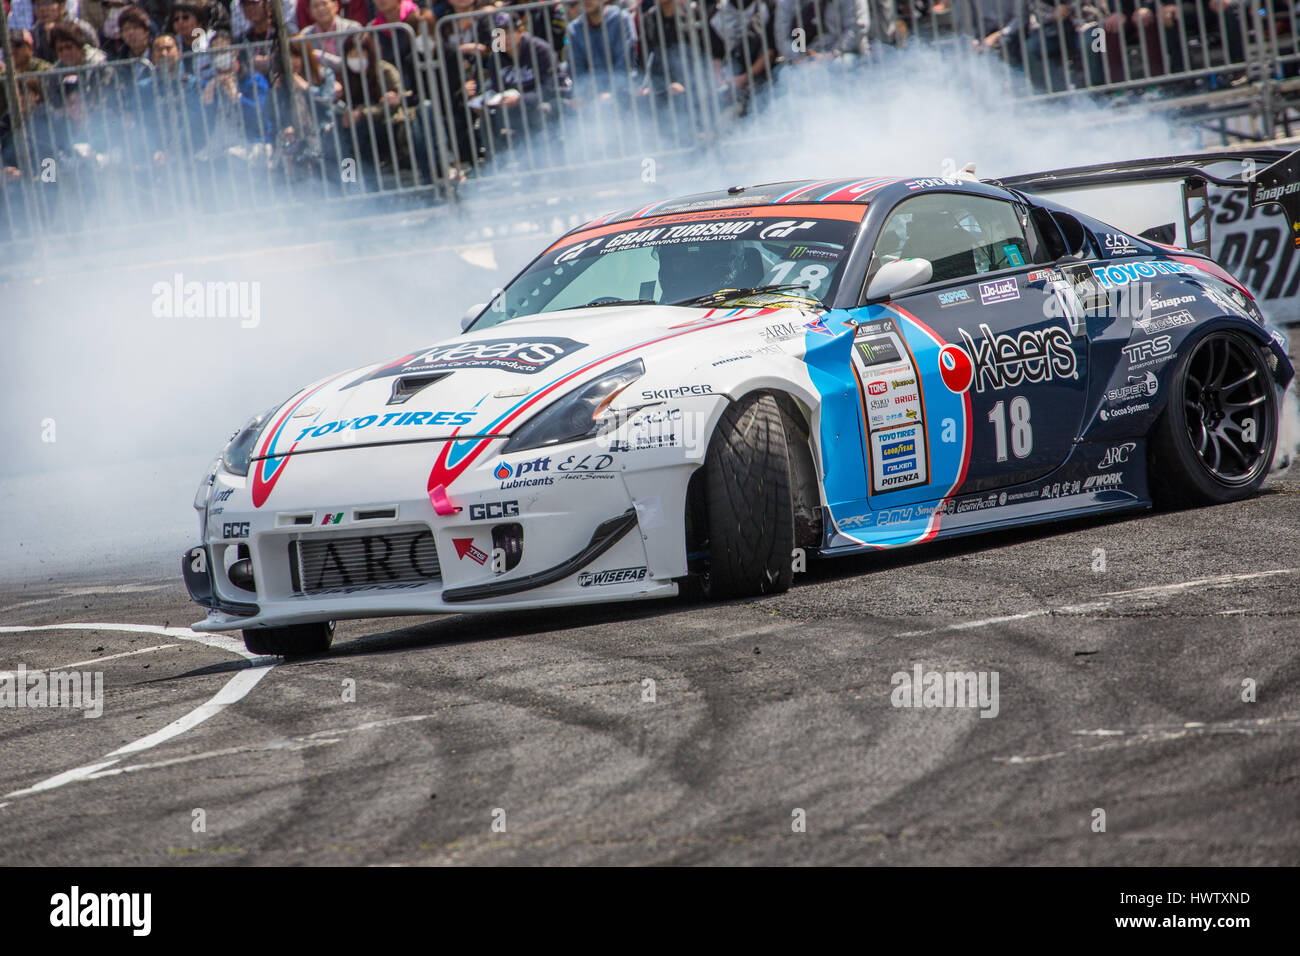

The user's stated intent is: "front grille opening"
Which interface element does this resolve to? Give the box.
[355,507,398,521]
[293,527,441,595]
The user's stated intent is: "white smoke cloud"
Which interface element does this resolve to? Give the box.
[0,45,1235,585]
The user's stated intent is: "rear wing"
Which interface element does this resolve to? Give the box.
[986,146,1300,258]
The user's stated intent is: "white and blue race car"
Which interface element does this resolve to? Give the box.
[185,149,1300,656]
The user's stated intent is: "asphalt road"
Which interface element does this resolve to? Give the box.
[2,460,1297,866]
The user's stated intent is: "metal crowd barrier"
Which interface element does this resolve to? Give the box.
[3,2,1300,258]
[1,22,449,254]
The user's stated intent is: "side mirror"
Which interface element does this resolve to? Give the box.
[866,258,933,301]
[460,303,485,332]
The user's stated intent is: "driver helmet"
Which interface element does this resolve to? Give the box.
[655,239,763,301]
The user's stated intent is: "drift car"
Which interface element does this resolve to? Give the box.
[185,149,1300,656]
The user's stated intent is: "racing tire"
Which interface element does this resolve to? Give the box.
[700,392,796,600]
[1149,331,1277,508]
[242,621,335,659]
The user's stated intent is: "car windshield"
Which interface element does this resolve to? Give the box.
[474,206,865,327]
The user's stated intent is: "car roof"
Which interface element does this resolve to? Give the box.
[575,177,1018,232]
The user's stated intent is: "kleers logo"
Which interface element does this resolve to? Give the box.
[453,538,488,564]
[956,323,1077,392]
[938,343,975,394]
[577,567,648,587]
[1099,442,1136,469]
[378,338,585,377]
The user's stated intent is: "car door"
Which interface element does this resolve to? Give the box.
[846,190,1091,510]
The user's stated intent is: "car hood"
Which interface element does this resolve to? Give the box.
[252,303,805,458]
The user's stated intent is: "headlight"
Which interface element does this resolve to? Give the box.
[502,359,645,453]
[221,407,277,477]
[193,456,220,509]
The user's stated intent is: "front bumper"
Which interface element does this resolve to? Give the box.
[187,435,694,632]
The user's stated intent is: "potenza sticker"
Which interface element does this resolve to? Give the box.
[578,567,648,587]
[378,338,586,377]
[870,423,928,494]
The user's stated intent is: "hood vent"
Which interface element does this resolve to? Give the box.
[389,373,448,405]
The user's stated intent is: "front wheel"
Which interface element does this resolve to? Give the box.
[243,621,335,659]
[1150,331,1278,508]
[696,392,796,600]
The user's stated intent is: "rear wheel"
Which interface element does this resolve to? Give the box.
[243,621,335,659]
[1150,331,1277,507]
[695,392,795,600]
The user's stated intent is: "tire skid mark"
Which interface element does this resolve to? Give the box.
[896,568,1298,638]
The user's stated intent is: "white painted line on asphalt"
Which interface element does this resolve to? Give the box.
[997,714,1300,765]
[0,622,252,659]
[0,622,276,801]
[895,569,1298,638]
[1097,568,1298,600]
[0,583,171,614]
[109,665,274,757]
[896,601,1110,638]
[6,760,126,797]
[0,643,179,680]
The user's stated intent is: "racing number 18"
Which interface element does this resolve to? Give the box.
[989,397,1033,462]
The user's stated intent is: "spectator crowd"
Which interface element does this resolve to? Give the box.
[0,0,1286,216]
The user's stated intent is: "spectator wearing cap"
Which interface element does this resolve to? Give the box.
[297,0,363,74]
[566,0,636,101]
[31,0,99,63]
[3,28,54,74]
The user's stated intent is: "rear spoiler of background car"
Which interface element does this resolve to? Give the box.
[986,145,1300,259]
